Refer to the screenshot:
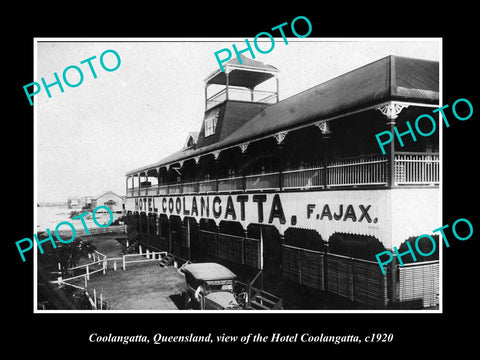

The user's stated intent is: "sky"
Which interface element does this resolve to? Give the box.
[35,38,440,202]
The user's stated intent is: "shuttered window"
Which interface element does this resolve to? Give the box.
[204,110,219,137]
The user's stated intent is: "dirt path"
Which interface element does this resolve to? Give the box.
[88,232,125,258]
[74,233,125,267]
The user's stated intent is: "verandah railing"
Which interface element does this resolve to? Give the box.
[282,167,325,189]
[218,176,243,192]
[394,152,439,185]
[328,156,388,187]
[245,172,280,191]
[128,153,439,196]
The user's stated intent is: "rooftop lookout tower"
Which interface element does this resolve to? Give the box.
[196,55,279,148]
[203,55,279,111]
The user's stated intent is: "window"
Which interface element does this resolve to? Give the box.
[204,110,219,137]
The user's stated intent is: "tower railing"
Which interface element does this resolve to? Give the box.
[206,86,277,110]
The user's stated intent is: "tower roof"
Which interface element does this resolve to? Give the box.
[205,54,278,88]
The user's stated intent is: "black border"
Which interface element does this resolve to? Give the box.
[7,6,479,354]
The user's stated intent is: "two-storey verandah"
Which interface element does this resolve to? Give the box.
[127,105,438,197]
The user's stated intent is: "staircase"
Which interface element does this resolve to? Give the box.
[127,231,138,242]
[157,253,175,267]
[247,288,283,310]
[246,270,283,310]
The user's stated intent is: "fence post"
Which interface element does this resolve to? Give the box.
[93,289,97,310]
[146,248,150,259]
[100,294,103,310]
[86,265,90,280]
[103,259,106,275]
[113,261,117,271]
[84,275,87,288]
[123,256,126,270]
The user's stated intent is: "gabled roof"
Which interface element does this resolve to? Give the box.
[94,190,123,200]
[183,131,199,149]
[127,55,439,176]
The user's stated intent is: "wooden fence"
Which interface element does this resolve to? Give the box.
[50,248,169,310]
[53,250,108,310]
[396,260,439,308]
[105,249,168,271]
[198,230,260,268]
[282,246,438,309]
[282,244,325,291]
[325,253,389,308]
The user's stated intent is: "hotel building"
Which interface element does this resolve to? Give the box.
[124,54,440,309]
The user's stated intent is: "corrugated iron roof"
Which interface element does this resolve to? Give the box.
[126,55,439,176]
[205,54,278,88]
[221,55,438,146]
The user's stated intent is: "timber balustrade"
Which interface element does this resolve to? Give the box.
[394,152,439,185]
[128,153,439,196]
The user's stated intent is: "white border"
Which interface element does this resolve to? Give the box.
[33,37,443,314]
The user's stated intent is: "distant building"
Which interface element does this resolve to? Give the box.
[68,196,93,209]
[91,191,124,214]
[80,196,93,208]
[67,197,81,208]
